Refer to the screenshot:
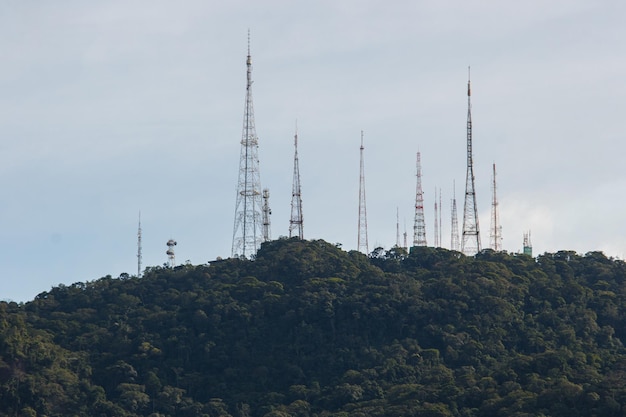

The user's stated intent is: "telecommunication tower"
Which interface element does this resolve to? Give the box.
[490,163,503,251]
[434,189,440,247]
[403,222,408,250]
[232,33,264,259]
[396,207,400,248]
[262,188,272,242]
[166,239,177,268]
[357,131,369,254]
[451,182,460,251]
[289,128,304,239]
[137,211,142,277]
[439,189,443,247]
[413,152,427,247]
[461,68,482,255]
[523,231,532,256]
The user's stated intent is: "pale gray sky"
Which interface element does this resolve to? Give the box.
[2,1,626,301]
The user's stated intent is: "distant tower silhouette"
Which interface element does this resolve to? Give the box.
[523,231,532,256]
[137,211,142,277]
[490,163,503,251]
[166,239,177,267]
[439,189,443,247]
[434,188,440,247]
[232,33,264,258]
[462,68,482,255]
[357,131,369,254]
[262,188,271,242]
[451,181,460,251]
[403,221,408,250]
[396,207,400,248]
[413,152,427,247]
[289,127,304,239]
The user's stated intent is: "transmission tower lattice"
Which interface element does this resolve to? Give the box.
[451,182,460,251]
[289,128,304,239]
[461,68,482,255]
[357,131,369,254]
[262,188,271,242]
[413,152,427,247]
[490,163,503,251]
[137,211,142,277]
[231,33,264,259]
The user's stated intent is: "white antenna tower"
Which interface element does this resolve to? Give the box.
[434,188,439,247]
[357,131,369,254]
[289,125,304,239]
[451,181,460,251]
[137,211,142,277]
[413,152,427,247]
[231,31,264,259]
[396,207,400,248]
[166,239,177,267]
[262,188,272,242]
[490,163,503,251]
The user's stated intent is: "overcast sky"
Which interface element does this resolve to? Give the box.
[2,1,626,302]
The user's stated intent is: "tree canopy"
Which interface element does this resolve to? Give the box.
[2,238,626,416]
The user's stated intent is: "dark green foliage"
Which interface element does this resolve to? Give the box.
[2,239,626,416]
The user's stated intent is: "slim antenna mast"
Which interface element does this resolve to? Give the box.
[461,67,482,255]
[289,124,304,239]
[166,239,177,268]
[357,131,369,254]
[232,31,264,258]
[413,152,427,247]
[403,220,408,250]
[137,211,142,277]
[262,188,272,242]
[396,207,400,248]
[490,163,502,251]
[451,181,460,251]
[434,188,440,247]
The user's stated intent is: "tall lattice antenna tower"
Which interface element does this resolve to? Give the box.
[396,207,400,248]
[137,211,142,277]
[413,152,427,247]
[357,131,369,254]
[490,163,503,251]
[461,67,481,255]
[289,127,304,239]
[262,188,271,242]
[434,188,440,247]
[451,181,460,251]
[166,239,177,268]
[232,32,264,258]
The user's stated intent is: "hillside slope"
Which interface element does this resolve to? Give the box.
[2,239,626,416]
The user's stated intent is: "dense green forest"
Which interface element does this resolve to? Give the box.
[2,238,626,416]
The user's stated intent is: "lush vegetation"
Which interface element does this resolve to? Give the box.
[2,238,626,416]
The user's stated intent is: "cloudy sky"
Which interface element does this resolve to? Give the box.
[1,1,626,302]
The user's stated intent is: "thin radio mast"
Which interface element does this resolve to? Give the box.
[413,152,427,247]
[357,131,369,254]
[137,211,142,277]
[451,181,460,251]
[461,67,482,255]
[262,188,271,242]
[490,163,502,251]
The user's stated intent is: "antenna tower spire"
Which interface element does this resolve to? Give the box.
[289,125,304,239]
[262,188,271,242]
[461,67,482,255]
[434,188,440,247]
[137,211,142,277]
[166,239,177,268]
[232,32,264,258]
[451,181,460,251]
[357,131,369,254]
[396,207,400,248]
[490,163,503,251]
[413,152,427,247]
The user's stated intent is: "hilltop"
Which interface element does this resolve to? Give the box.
[2,238,626,416]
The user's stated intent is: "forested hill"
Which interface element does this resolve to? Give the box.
[2,239,626,417]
